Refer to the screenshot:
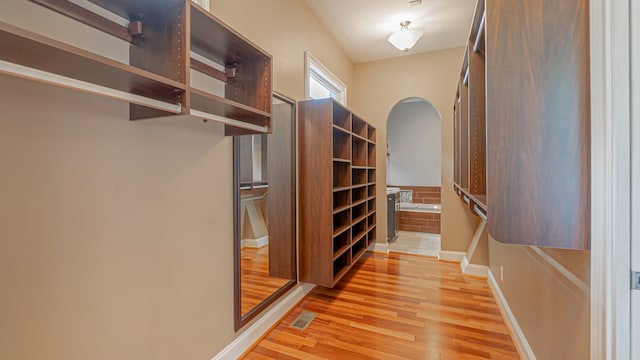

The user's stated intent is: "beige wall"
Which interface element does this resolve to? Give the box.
[351,48,481,253]
[0,1,353,359]
[210,0,354,103]
[489,238,590,359]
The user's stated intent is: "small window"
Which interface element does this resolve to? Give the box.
[305,51,347,105]
[191,0,210,9]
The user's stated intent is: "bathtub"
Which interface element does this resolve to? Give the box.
[399,203,441,213]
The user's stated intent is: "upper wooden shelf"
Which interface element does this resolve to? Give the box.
[190,4,270,64]
[8,1,273,135]
[0,21,184,107]
[190,88,270,124]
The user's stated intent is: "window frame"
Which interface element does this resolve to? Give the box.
[304,51,347,105]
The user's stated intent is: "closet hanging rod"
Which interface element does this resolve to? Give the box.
[472,11,486,53]
[0,60,183,114]
[473,204,487,220]
[462,67,469,85]
[190,109,268,133]
[29,0,133,42]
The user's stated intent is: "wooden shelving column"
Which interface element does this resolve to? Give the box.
[1,0,271,135]
[452,0,590,249]
[298,99,376,288]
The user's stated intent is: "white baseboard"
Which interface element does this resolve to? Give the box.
[459,255,488,277]
[241,236,269,249]
[487,270,536,360]
[211,283,315,360]
[439,250,465,262]
[371,241,390,254]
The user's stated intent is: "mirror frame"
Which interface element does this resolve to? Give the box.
[233,92,298,330]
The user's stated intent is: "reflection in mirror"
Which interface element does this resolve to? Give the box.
[234,93,297,330]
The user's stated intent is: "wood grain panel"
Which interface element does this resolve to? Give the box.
[467,42,487,197]
[486,0,590,249]
[460,77,470,189]
[267,98,295,279]
[243,253,519,359]
[298,99,335,286]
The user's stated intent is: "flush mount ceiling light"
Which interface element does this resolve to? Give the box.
[387,20,423,52]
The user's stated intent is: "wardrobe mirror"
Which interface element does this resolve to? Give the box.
[234,93,297,330]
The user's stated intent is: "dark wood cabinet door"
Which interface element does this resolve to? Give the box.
[486,0,590,249]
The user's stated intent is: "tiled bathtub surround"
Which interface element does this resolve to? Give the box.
[399,210,441,234]
[390,185,441,234]
[389,185,441,204]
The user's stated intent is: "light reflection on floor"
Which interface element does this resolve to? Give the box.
[389,231,440,257]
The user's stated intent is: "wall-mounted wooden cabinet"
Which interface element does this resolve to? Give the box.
[453,0,590,249]
[1,0,271,135]
[298,99,376,288]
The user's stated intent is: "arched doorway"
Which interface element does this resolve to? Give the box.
[386,97,441,256]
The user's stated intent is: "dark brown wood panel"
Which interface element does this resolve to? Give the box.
[226,59,272,114]
[468,42,487,196]
[486,0,590,249]
[243,252,519,359]
[267,98,295,279]
[129,1,186,83]
[459,76,470,189]
[298,99,335,287]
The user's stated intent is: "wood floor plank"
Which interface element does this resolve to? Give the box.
[243,252,520,359]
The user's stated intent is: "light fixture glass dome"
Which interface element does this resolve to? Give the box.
[387,20,423,52]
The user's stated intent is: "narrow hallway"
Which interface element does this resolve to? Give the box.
[243,252,519,359]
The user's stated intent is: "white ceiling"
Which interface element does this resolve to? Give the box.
[304,0,476,63]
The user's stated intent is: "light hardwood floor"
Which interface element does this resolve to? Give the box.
[243,252,520,359]
[241,246,291,314]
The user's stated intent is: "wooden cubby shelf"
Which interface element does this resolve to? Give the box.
[299,98,377,287]
[5,0,272,135]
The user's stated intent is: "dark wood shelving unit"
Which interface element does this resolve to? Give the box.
[453,0,590,249]
[6,0,272,134]
[299,98,377,287]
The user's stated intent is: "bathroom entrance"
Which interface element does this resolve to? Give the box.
[386,97,441,256]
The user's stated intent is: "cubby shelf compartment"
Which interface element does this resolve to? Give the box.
[333,127,351,161]
[299,98,377,287]
[14,1,273,135]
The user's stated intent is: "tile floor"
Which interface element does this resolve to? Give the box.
[389,230,440,257]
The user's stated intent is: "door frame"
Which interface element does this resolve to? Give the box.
[590,0,632,358]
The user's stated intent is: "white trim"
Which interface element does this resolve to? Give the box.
[459,255,488,277]
[487,270,536,360]
[589,0,632,358]
[438,250,465,262]
[632,1,640,359]
[212,283,315,360]
[240,236,269,249]
[466,218,486,262]
[304,51,347,105]
[191,0,210,11]
[371,241,390,254]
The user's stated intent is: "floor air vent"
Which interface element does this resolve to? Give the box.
[290,311,316,331]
